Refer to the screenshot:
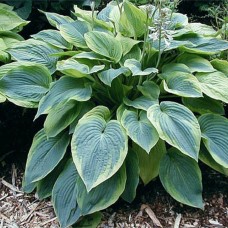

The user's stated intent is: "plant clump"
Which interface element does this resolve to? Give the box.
[0,1,228,227]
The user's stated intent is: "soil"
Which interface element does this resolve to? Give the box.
[0,162,227,228]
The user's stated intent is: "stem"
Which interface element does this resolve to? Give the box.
[141,11,150,63]
[156,1,162,69]
[138,76,143,86]
[116,0,121,14]
[91,1,95,30]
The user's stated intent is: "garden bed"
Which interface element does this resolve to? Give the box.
[0,163,227,227]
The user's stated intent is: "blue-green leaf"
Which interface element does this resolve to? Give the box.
[121,110,159,153]
[124,59,158,76]
[36,76,92,118]
[76,165,126,215]
[41,11,74,29]
[199,114,228,168]
[24,129,70,184]
[44,101,81,138]
[195,71,228,103]
[124,96,158,111]
[52,160,81,228]
[85,31,122,63]
[98,67,129,86]
[121,149,139,203]
[147,102,201,160]
[60,21,91,48]
[71,106,128,191]
[32,29,72,49]
[161,71,202,98]
[177,53,215,73]
[0,64,52,108]
[159,148,203,209]
[57,59,104,78]
[8,39,60,74]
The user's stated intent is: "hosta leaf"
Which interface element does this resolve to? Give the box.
[210,59,228,76]
[97,1,119,23]
[0,50,9,63]
[170,13,188,29]
[199,114,228,168]
[69,102,95,134]
[121,150,139,203]
[124,96,158,111]
[0,64,52,108]
[116,33,141,55]
[0,3,13,11]
[177,53,215,73]
[0,8,28,31]
[74,6,112,31]
[121,110,159,153]
[57,59,104,78]
[120,1,147,38]
[134,140,166,185]
[182,96,225,115]
[98,67,129,86]
[81,106,110,120]
[24,129,70,184]
[74,52,112,62]
[8,39,60,74]
[32,29,72,49]
[36,158,66,200]
[151,39,191,52]
[162,63,191,74]
[60,21,91,48]
[22,178,37,194]
[44,101,81,138]
[0,31,24,48]
[159,148,203,209]
[0,94,6,103]
[42,11,74,29]
[137,81,160,100]
[71,106,128,191]
[199,144,228,176]
[73,212,102,228]
[36,76,92,118]
[195,71,228,103]
[179,38,228,55]
[0,61,37,79]
[124,59,158,76]
[85,31,122,63]
[52,160,81,228]
[120,45,141,64]
[147,101,201,160]
[188,23,217,37]
[162,71,202,98]
[76,165,126,215]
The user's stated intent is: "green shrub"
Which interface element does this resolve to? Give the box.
[0,1,228,226]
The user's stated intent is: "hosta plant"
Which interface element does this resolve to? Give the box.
[0,0,228,226]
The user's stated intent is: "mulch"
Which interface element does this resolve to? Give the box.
[0,163,227,228]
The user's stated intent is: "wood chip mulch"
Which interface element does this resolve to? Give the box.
[0,163,227,228]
